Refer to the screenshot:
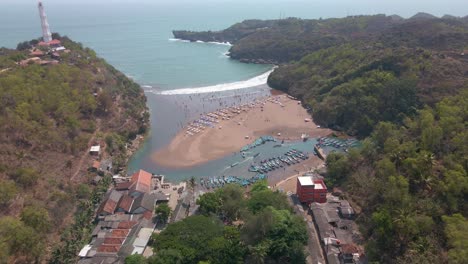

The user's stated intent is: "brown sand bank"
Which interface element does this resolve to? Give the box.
[153,95,332,168]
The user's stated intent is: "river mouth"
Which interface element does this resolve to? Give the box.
[127,84,354,184]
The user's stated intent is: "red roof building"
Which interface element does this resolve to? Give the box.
[111,229,129,238]
[97,190,122,217]
[129,170,152,197]
[29,50,45,57]
[116,194,134,213]
[297,176,327,204]
[48,39,61,45]
[103,237,125,245]
[97,245,121,253]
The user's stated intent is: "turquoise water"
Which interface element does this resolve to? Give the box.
[1,0,462,182]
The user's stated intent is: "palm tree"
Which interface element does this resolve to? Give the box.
[189,176,196,191]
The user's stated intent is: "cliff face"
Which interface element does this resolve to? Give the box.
[0,36,148,262]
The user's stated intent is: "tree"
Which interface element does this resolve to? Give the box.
[125,254,147,264]
[0,180,17,206]
[10,167,39,188]
[247,189,290,213]
[20,205,51,233]
[250,180,269,193]
[197,192,221,216]
[0,216,44,262]
[153,215,224,264]
[219,184,245,221]
[442,214,468,264]
[155,203,171,224]
[148,249,184,264]
[189,177,196,190]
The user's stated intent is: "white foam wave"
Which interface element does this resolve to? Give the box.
[159,69,274,95]
[168,38,190,43]
[168,38,232,46]
[205,41,232,46]
[219,51,230,58]
[141,85,152,89]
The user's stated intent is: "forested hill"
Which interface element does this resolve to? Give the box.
[175,14,468,264]
[0,36,148,262]
[175,14,468,137]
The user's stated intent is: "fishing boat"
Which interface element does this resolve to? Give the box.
[231,162,239,167]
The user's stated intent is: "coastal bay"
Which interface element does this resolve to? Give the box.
[153,94,332,168]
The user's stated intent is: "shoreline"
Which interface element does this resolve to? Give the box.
[152,94,332,169]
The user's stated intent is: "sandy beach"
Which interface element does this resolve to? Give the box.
[152,94,332,168]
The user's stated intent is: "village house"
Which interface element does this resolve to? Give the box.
[296,176,327,204]
[310,197,364,264]
[80,169,164,263]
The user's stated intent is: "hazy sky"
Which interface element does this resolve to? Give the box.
[1,0,467,18]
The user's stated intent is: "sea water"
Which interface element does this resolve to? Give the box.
[1,0,463,182]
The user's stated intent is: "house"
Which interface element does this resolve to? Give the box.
[89,145,100,155]
[296,176,327,204]
[340,244,361,264]
[29,50,44,57]
[100,158,113,172]
[97,190,123,217]
[48,39,61,46]
[91,161,101,171]
[129,170,152,197]
[116,194,134,214]
[130,193,156,214]
[154,191,170,204]
[132,228,154,254]
[338,201,355,219]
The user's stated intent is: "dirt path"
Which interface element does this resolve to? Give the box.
[0,68,11,74]
[71,119,101,182]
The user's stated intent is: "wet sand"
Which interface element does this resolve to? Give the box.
[152,95,332,168]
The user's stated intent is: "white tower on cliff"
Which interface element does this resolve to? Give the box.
[38,1,52,43]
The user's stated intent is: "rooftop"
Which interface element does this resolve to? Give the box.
[90,145,100,152]
[298,176,313,186]
[130,169,152,194]
[298,176,326,189]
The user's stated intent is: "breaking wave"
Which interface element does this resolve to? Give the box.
[169,38,232,46]
[159,69,274,95]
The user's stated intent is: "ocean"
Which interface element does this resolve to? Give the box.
[1,0,464,181]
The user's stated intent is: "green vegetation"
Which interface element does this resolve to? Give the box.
[155,203,172,224]
[0,35,148,262]
[128,181,307,264]
[50,175,112,264]
[0,180,17,206]
[325,91,467,263]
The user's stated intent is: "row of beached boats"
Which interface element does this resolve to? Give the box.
[200,174,267,189]
[317,137,359,150]
[240,136,276,152]
[183,96,282,137]
[249,149,309,173]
